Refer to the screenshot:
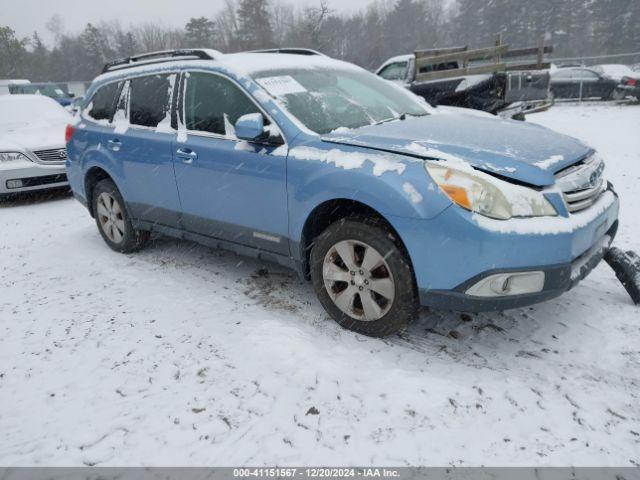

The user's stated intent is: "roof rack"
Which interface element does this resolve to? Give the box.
[249,48,325,57]
[102,49,222,73]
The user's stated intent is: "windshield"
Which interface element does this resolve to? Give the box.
[252,67,430,134]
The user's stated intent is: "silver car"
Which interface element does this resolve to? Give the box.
[0,94,71,197]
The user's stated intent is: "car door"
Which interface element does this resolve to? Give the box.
[172,71,289,256]
[108,73,182,228]
[572,69,600,98]
[551,69,575,98]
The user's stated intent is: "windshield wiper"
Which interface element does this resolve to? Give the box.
[373,113,406,126]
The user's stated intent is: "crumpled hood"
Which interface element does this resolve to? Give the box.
[0,120,66,153]
[322,111,592,187]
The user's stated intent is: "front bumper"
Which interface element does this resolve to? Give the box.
[388,186,620,312]
[0,160,68,195]
[419,221,617,311]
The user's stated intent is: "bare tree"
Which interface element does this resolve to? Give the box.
[131,23,185,52]
[216,0,241,52]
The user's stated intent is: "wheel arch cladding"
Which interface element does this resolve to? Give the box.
[84,166,116,217]
[298,198,415,280]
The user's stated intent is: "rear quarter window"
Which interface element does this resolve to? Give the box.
[86,82,120,121]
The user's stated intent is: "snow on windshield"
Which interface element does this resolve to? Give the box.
[0,95,70,131]
[251,67,430,134]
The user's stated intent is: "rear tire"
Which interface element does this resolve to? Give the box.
[92,178,149,253]
[610,89,626,101]
[310,217,418,337]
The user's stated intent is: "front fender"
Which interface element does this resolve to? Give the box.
[286,142,451,245]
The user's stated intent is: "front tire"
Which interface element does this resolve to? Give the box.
[92,178,149,253]
[310,217,418,337]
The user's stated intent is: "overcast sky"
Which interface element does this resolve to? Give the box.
[1,0,382,45]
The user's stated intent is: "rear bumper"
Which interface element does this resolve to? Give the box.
[0,161,68,195]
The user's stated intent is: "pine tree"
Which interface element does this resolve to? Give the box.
[237,0,274,50]
[454,0,489,47]
[384,0,428,56]
[80,23,112,77]
[116,31,138,57]
[0,27,28,78]
[29,31,49,80]
[185,17,217,48]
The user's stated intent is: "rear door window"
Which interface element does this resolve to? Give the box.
[129,74,175,128]
[184,72,262,137]
[86,82,120,121]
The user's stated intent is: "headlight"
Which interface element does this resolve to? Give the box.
[0,152,30,163]
[425,162,557,220]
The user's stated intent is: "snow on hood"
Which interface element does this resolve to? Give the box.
[0,121,67,152]
[322,112,592,187]
[0,95,70,152]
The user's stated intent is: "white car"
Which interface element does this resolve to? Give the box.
[0,95,71,198]
[592,64,640,100]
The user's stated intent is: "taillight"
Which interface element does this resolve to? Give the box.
[65,124,76,143]
[627,78,637,86]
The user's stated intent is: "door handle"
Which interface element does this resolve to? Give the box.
[107,138,121,151]
[176,148,197,164]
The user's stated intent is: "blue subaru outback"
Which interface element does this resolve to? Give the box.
[66,49,619,337]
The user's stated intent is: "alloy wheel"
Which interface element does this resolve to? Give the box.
[322,239,395,321]
[96,192,126,244]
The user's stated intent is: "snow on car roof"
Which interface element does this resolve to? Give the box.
[93,52,361,87]
[216,52,362,75]
[593,64,637,80]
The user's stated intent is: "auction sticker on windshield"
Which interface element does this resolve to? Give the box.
[257,76,307,96]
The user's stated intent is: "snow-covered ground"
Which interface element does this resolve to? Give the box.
[1,103,638,467]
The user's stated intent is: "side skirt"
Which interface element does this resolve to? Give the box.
[132,219,306,279]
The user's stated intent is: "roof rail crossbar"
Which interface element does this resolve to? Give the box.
[102,49,220,73]
[249,48,325,56]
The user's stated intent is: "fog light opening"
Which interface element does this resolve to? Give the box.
[6,179,24,189]
[466,271,545,297]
